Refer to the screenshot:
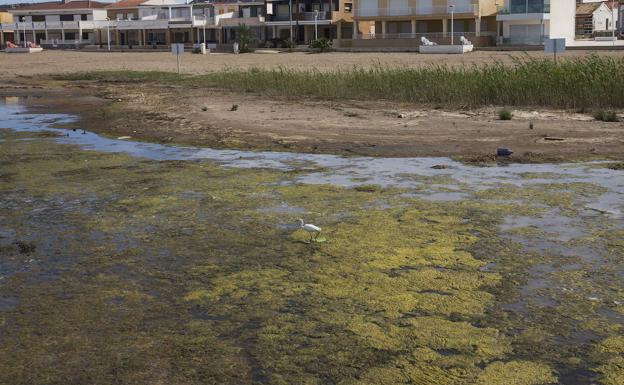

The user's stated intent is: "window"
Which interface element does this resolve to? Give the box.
[32,15,45,22]
[60,14,74,21]
[81,14,87,21]
[344,3,352,12]
[82,32,89,40]
[65,32,76,40]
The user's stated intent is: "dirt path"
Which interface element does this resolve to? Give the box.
[4,79,623,163]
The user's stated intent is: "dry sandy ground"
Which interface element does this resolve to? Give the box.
[1,50,623,161]
[7,82,622,162]
[2,49,624,78]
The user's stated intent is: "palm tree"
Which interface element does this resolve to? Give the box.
[236,23,254,53]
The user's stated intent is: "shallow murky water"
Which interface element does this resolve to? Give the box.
[2,101,622,217]
[1,97,623,385]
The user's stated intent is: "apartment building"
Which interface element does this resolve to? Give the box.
[212,0,266,44]
[2,0,108,48]
[266,0,350,44]
[346,0,498,47]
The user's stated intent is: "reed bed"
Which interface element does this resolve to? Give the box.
[62,55,624,109]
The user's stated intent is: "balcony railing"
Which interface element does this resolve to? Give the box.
[267,11,330,22]
[2,20,95,30]
[40,39,95,45]
[356,31,495,40]
[501,35,547,45]
[303,11,329,21]
[496,3,550,14]
[355,4,479,18]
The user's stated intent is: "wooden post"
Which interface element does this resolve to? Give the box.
[411,19,416,37]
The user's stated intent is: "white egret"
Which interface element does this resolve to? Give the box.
[298,219,321,242]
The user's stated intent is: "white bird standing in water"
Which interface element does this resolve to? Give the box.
[298,218,321,242]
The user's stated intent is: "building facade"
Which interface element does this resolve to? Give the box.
[3,0,108,48]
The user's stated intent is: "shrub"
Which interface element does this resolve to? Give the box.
[498,109,513,120]
[284,38,296,51]
[593,110,619,122]
[309,38,333,52]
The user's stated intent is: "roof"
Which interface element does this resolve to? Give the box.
[13,1,108,11]
[105,0,146,9]
[139,0,189,5]
[576,2,615,16]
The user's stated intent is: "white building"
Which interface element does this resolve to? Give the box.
[2,0,108,48]
[496,0,576,45]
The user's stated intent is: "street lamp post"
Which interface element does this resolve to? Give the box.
[612,1,616,46]
[289,0,293,42]
[449,4,454,45]
[495,0,500,44]
[314,10,318,41]
[106,17,111,51]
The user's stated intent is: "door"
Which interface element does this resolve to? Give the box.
[509,24,542,44]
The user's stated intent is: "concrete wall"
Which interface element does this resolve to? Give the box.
[550,0,575,44]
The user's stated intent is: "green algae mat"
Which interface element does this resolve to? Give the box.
[0,128,623,385]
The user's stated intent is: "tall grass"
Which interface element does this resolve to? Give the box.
[59,55,624,109]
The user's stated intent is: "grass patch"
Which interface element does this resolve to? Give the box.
[593,110,619,122]
[498,109,513,120]
[56,55,624,109]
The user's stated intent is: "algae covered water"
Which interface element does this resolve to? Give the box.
[0,97,623,385]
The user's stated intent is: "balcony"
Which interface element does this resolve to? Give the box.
[115,19,170,29]
[192,15,215,27]
[354,4,479,18]
[496,2,550,21]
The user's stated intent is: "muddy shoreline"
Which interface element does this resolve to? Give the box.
[2,78,624,164]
